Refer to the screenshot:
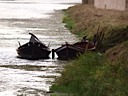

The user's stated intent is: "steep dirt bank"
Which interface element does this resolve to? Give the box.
[64,4,128,62]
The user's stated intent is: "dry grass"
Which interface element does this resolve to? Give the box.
[64,4,128,61]
[106,41,128,63]
[66,4,128,37]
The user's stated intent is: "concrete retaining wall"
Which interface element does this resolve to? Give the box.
[94,0,126,11]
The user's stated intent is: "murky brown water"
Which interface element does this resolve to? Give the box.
[0,0,80,96]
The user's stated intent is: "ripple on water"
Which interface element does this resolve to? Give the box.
[0,0,80,95]
[0,48,67,95]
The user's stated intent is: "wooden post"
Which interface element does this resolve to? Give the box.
[82,0,94,5]
[126,0,128,10]
[82,0,88,4]
[52,49,55,59]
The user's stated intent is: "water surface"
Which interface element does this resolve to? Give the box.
[0,0,81,95]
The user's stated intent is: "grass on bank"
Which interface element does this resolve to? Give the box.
[63,15,75,31]
[63,5,128,51]
[64,4,128,37]
[50,4,128,96]
[62,12,87,38]
[50,52,128,96]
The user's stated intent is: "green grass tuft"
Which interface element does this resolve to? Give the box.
[50,52,128,96]
[63,15,75,31]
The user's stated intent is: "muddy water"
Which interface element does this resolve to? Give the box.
[0,0,81,96]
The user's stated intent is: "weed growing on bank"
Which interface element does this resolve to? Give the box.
[50,52,128,96]
[63,13,86,38]
[63,14,75,32]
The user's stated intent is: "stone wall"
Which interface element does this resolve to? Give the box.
[94,0,126,11]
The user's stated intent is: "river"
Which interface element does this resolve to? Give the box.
[0,0,81,96]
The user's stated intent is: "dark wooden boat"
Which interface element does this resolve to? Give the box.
[73,41,96,51]
[53,36,97,60]
[17,33,51,60]
[54,43,84,60]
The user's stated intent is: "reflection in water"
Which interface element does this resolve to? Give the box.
[0,0,80,95]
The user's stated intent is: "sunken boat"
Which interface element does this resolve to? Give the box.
[17,33,51,60]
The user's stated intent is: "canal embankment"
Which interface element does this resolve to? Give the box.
[50,4,128,96]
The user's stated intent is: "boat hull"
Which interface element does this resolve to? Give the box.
[55,44,84,60]
[17,43,51,60]
[55,42,96,60]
